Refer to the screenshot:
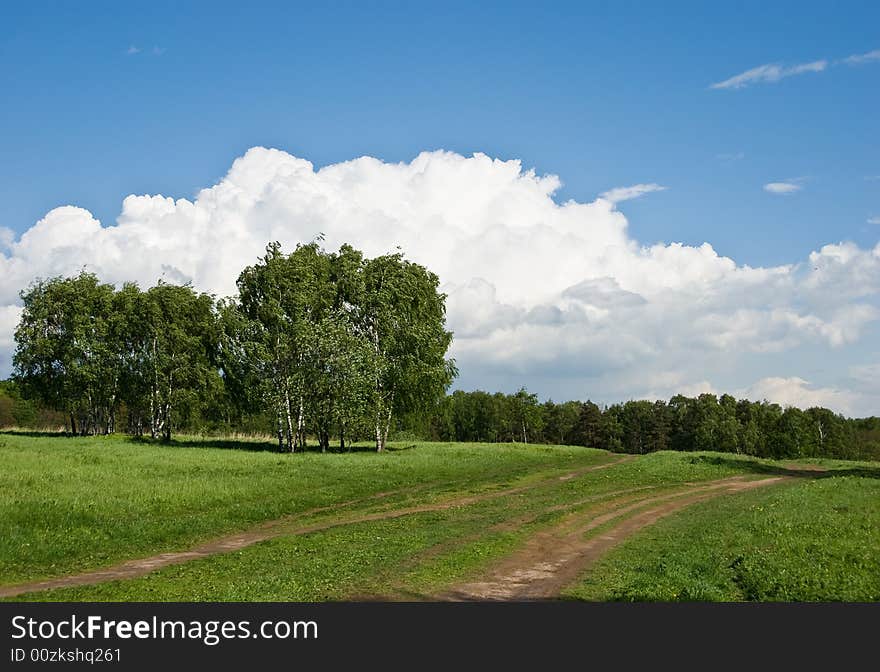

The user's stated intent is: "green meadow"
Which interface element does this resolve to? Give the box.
[2,432,877,602]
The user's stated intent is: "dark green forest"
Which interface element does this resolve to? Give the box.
[2,241,877,460]
[403,388,880,461]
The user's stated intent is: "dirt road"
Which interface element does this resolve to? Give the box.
[438,475,788,600]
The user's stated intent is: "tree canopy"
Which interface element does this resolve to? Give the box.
[13,273,219,440]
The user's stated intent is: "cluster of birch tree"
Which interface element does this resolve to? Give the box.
[218,242,455,452]
[12,242,456,451]
[13,274,217,440]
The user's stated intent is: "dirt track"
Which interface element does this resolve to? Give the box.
[437,475,788,601]
[0,454,632,599]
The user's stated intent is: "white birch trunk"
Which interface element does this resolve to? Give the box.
[284,385,294,452]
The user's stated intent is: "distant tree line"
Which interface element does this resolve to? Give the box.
[397,388,880,461]
[8,241,455,451]
[0,379,66,429]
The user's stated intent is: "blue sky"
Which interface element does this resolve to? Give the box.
[0,1,878,413]
[2,1,877,264]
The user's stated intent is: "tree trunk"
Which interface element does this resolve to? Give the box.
[284,386,294,452]
[164,377,173,442]
[163,402,172,442]
[295,396,305,451]
[149,386,157,439]
[375,422,384,452]
[86,391,98,436]
[276,410,284,452]
[150,338,159,440]
[69,413,77,436]
[377,407,392,452]
[107,393,117,435]
[383,411,391,450]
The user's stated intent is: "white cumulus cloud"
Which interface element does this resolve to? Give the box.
[738,377,859,415]
[0,306,23,376]
[1,147,879,415]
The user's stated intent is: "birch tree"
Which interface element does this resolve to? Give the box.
[141,282,218,441]
[13,272,119,435]
[227,242,335,451]
[360,252,456,451]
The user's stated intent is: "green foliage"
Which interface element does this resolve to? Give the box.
[572,400,603,448]
[850,417,880,460]
[221,241,455,452]
[543,400,580,445]
[0,395,12,426]
[13,272,119,434]
[142,282,219,441]
[0,380,64,429]
[12,273,218,440]
[359,250,456,450]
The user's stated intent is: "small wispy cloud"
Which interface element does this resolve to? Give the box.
[841,49,880,65]
[868,216,880,225]
[712,47,880,90]
[716,152,745,162]
[599,183,667,204]
[710,60,827,90]
[126,44,165,57]
[764,179,805,195]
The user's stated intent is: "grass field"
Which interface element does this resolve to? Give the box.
[564,472,880,601]
[0,432,610,585]
[2,432,878,602]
